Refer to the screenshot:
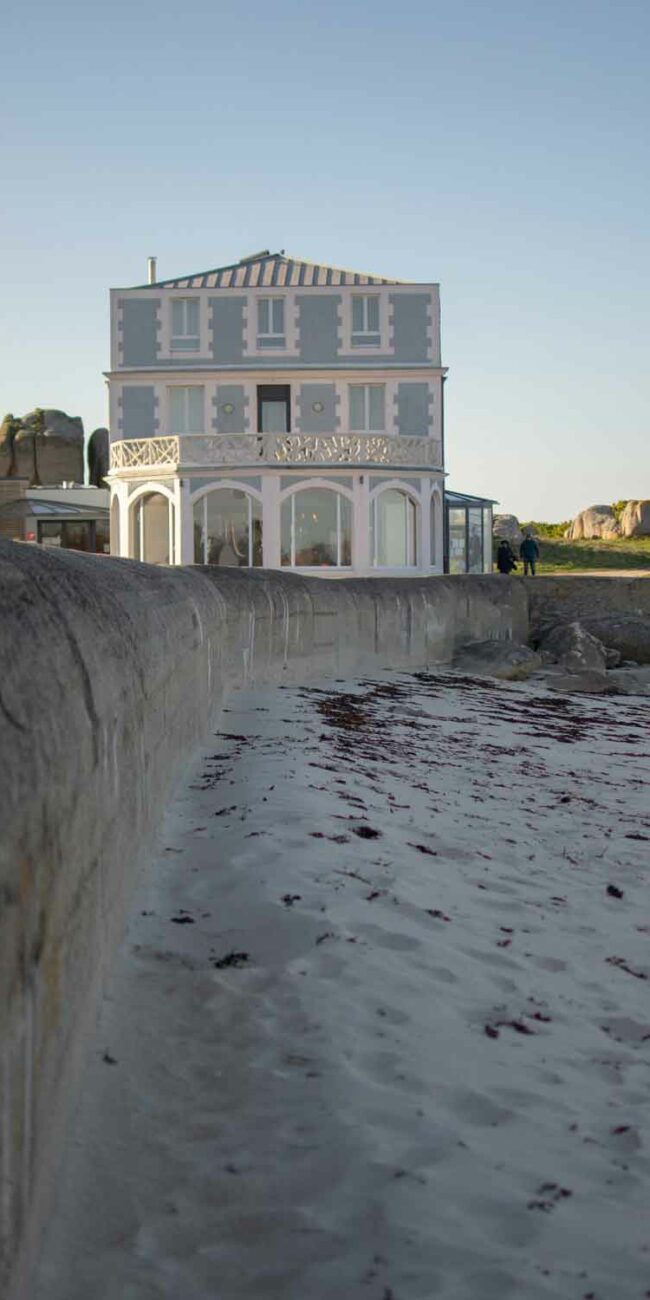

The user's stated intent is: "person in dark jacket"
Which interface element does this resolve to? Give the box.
[496,539,517,574]
[519,530,540,576]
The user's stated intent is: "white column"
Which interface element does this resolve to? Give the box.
[243,379,256,433]
[385,379,399,435]
[262,474,281,568]
[114,481,130,556]
[432,482,444,573]
[176,477,194,565]
[156,382,167,437]
[420,476,431,571]
[108,381,120,440]
[353,473,370,573]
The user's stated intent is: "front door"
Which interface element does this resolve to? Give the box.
[258,385,290,433]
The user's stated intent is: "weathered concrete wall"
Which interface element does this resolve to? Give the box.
[527,575,650,638]
[0,543,527,1298]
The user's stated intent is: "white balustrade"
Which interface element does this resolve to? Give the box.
[110,432,443,473]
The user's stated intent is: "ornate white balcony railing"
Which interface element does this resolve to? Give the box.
[110,437,180,470]
[110,432,443,473]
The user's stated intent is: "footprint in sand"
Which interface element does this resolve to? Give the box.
[446,1089,513,1128]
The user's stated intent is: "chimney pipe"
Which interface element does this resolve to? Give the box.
[147,256,157,285]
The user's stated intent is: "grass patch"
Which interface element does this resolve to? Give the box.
[531,538,650,573]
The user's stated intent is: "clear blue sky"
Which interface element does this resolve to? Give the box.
[2,0,648,520]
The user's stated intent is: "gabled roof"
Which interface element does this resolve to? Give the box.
[138,250,406,290]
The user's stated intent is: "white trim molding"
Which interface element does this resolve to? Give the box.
[190,478,263,505]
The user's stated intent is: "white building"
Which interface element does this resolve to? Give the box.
[107,250,489,575]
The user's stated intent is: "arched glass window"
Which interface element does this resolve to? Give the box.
[281,488,352,567]
[371,490,418,567]
[193,489,263,566]
[133,492,174,565]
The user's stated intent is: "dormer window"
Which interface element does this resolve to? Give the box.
[257,297,285,348]
[171,298,199,351]
[351,294,380,346]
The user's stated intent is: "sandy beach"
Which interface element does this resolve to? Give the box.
[34,670,650,1300]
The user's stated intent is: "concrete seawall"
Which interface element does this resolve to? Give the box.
[526,573,650,638]
[0,541,528,1298]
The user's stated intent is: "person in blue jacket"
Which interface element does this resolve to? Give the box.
[519,530,540,576]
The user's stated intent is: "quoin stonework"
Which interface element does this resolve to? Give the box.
[106,250,492,574]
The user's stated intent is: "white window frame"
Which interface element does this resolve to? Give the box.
[257,297,286,347]
[195,489,260,566]
[171,297,200,351]
[133,491,175,565]
[348,383,385,433]
[351,293,380,344]
[282,488,352,569]
[159,291,208,359]
[341,289,390,354]
[370,488,419,569]
[245,291,299,357]
[168,385,204,434]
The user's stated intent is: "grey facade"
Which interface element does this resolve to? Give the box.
[120,386,158,439]
[120,299,160,367]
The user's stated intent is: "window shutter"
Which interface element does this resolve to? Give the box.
[272,298,285,334]
[258,299,270,334]
[171,300,184,337]
[367,296,380,333]
[349,387,365,430]
[170,388,184,431]
[187,387,204,433]
[368,385,384,431]
[186,299,199,336]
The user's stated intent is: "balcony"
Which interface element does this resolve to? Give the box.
[109,432,443,474]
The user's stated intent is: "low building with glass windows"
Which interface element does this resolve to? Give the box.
[0,484,110,552]
[445,491,496,574]
[107,250,491,575]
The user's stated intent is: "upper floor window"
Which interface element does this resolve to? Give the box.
[351,294,380,346]
[169,386,203,434]
[257,297,285,348]
[171,298,200,351]
[349,384,385,432]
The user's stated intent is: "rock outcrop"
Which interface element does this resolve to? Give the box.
[493,514,523,546]
[453,640,542,680]
[548,669,618,695]
[564,506,621,540]
[0,414,21,477]
[606,664,650,695]
[618,500,650,537]
[538,621,620,674]
[87,427,109,487]
[0,408,84,485]
[578,613,650,665]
